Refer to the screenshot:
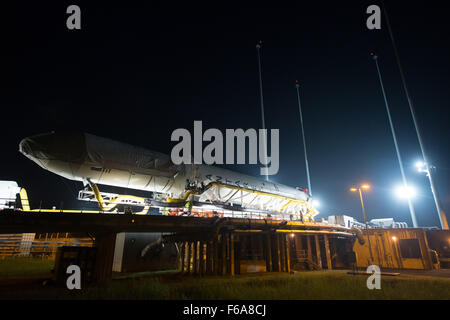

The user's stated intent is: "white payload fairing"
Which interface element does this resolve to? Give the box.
[19,132,317,217]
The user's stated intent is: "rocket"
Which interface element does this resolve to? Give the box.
[19,132,317,217]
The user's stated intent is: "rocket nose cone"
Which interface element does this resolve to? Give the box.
[19,132,56,160]
[19,131,87,162]
[19,137,32,157]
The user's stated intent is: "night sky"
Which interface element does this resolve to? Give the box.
[1,1,449,227]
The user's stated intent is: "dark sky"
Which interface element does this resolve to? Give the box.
[1,1,449,227]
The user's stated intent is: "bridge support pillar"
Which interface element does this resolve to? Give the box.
[293,234,303,269]
[205,241,212,275]
[275,233,281,271]
[186,241,192,274]
[285,234,291,273]
[93,232,116,284]
[306,235,313,269]
[315,234,322,269]
[265,233,273,272]
[229,234,235,276]
[200,241,206,275]
[180,241,186,272]
[280,234,285,272]
[213,238,221,275]
[221,234,226,275]
[324,235,332,270]
[193,241,198,274]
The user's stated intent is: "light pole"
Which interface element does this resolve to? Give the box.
[295,80,312,196]
[350,184,374,263]
[256,40,269,181]
[370,52,418,228]
[382,1,448,230]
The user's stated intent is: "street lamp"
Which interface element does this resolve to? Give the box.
[395,185,417,199]
[350,184,374,263]
[416,161,437,176]
[312,199,320,208]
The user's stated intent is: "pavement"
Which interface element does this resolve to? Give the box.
[347,268,450,279]
[394,268,450,279]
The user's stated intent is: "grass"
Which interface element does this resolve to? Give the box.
[0,258,449,299]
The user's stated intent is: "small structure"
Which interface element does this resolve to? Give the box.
[353,228,436,270]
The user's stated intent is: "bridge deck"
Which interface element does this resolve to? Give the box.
[0,209,353,236]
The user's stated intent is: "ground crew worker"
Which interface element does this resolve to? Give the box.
[185,201,193,216]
